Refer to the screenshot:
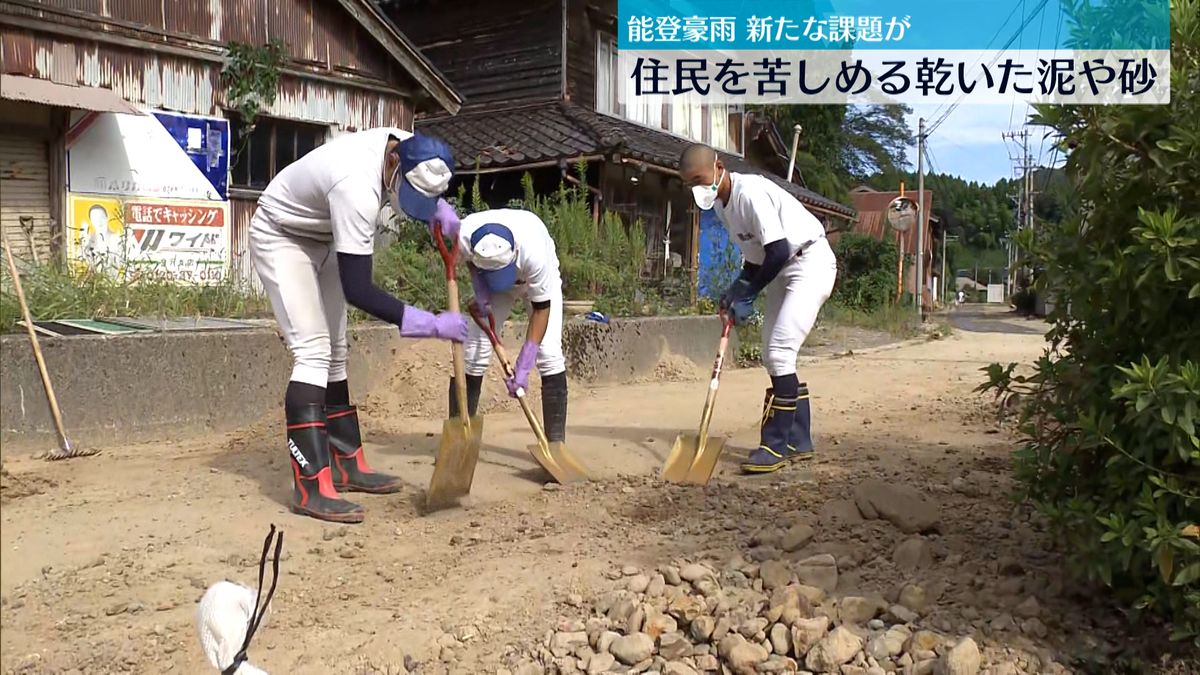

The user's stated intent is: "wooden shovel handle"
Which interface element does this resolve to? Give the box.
[433,224,470,429]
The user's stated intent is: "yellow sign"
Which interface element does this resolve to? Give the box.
[65,193,231,284]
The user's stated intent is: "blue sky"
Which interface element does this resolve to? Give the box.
[900,102,1063,185]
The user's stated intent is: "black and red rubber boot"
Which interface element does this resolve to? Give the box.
[327,405,403,494]
[287,404,364,523]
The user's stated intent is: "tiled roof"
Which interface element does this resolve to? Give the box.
[417,101,856,218]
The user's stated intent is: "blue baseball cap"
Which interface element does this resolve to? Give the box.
[392,133,454,222]
[469,223,518,293]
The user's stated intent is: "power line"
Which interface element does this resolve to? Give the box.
[925,0,1026,125]
[926,0,1054,139]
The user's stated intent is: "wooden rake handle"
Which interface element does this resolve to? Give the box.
[2,232,72,455]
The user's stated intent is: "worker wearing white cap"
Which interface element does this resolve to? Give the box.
[452,208,568,444]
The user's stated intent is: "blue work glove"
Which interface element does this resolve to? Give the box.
[468,267,492,318]
[506,340,539,397]
[719,278,756,326]
[428,198,461,241]
[399,306,468,342]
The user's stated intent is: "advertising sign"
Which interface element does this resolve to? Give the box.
[66,194,231,285]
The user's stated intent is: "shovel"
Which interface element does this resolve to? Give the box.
[425,224,484,511]
[662,313,734,485]
[468,306,589,484]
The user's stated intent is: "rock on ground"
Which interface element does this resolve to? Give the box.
[938,637,981,675]
[853,479,941,534]
[805,626,863,672]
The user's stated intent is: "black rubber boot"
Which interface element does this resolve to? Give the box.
[541,372,568,443]
[327,405,403,494]
[287,404,364,523]
[788,382,815,459]
[448,374,484,418]
[741,392,797,474]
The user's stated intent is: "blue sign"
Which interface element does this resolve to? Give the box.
[152,112,230,200]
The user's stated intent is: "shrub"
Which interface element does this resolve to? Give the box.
[981,0,1200,644]
[830,232,900,311]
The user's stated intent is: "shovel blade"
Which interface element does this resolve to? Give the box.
[527,442,590,483]
[683,436,726,485]
[425,415,485,511]
[662,434,699,483]
[548,442,590,483]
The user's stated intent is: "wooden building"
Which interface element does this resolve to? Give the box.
[0,0,458,287]
[379,0,856,289]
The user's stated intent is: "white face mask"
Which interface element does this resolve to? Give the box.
[691,161,724,211]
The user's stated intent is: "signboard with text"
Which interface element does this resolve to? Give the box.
[66,194,231,285]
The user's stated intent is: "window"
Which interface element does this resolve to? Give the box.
[228,116,329,190]
[594,32,745,155]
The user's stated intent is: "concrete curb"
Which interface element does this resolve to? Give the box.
[0,315,736,452]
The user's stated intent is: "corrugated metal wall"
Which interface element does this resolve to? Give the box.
[0,0,420,287]
[230,197,264,294]
[0,134,53,262]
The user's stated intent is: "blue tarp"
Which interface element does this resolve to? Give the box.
[696,210,740,300]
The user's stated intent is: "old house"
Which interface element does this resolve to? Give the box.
[377,0,855,296]
[0,0,459,287]
[833,185,941,303]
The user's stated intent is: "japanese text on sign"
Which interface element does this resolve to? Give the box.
[625,15,913,44]
[616,50,1170,105]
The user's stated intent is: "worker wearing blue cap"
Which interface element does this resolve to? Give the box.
[451,208,569,447]
[250,128,465,524]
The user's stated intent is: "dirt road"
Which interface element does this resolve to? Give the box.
[0,308,1185,674]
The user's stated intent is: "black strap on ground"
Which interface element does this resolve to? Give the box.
[222,524,284,675]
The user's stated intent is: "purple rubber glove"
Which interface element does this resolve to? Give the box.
[505,340,539,397]
[429,198,460,240]
[399,306,468,342]
[468,267,492,317]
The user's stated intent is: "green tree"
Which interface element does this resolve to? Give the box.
[983,0,1200,643]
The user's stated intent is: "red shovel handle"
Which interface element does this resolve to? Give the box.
[467,303,501,346]
[719,310,733,338]
[430,223,457,281]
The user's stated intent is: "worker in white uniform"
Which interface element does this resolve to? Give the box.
[680,144,839,474]
[451,209,569,445]
[250,129,467,524]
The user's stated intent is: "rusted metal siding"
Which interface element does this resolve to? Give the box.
[229,196,264,293]
[1,27,413,130]
[4,0,407,88]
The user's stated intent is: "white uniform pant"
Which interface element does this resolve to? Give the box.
[249,212,348,388]
[464,288,565,378]
[761,237,838,377]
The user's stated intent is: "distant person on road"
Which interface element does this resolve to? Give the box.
[680,143,838,475]
[250,128,467,524]
[451,208,569,446]
[956,290,965,307]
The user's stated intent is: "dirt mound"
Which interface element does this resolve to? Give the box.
[0,463,56,504]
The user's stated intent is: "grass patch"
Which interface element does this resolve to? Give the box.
[819,302,924,339]
[0,262,271,333]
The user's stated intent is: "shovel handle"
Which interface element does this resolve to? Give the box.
[434,223,470,430]
[467,305,519,387]
[466,304,551,448]
[694,313,734,450]
[430,222,457,282]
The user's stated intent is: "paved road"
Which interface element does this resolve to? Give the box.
[945,304,1048,335]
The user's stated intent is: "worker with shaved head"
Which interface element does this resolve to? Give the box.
[680,143,838,474]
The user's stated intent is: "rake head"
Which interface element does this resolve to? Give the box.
[40,442,101,461]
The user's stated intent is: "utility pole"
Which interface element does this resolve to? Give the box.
[1002,128,1034,297]
[916,117,925,315]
